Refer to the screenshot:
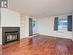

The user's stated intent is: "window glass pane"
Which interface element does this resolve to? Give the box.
[58,19,68,30]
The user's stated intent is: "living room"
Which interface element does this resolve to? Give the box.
[0,0,73,55]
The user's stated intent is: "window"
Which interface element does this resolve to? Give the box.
[58,18,68,31]
[54,15,72,31]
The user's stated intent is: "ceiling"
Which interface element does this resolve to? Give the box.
[8,0,73,17]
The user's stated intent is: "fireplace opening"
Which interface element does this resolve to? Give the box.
[5,31,18,43]
[2,27,20,45]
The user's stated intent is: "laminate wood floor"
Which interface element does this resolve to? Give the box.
[0,35,73,55]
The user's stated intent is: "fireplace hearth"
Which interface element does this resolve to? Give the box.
[2,27,20,45]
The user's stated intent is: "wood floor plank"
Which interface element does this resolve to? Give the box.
[0,35,73,55]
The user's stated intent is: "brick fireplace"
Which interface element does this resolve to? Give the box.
[2,27,20,45]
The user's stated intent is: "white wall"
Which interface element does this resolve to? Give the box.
[37,14,72,39]
[20,16,29,39]
[0,8,2,44]
[1,8,20,27]
[72,12,73,40]
[0,28,2,44]
[37,17,50,35]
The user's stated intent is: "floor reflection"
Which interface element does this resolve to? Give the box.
[0,35,73,55]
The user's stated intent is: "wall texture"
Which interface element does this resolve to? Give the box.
[20,16,29,39]
[1,8,20,27]
[0,28,2,44]
[37,14,72,39]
